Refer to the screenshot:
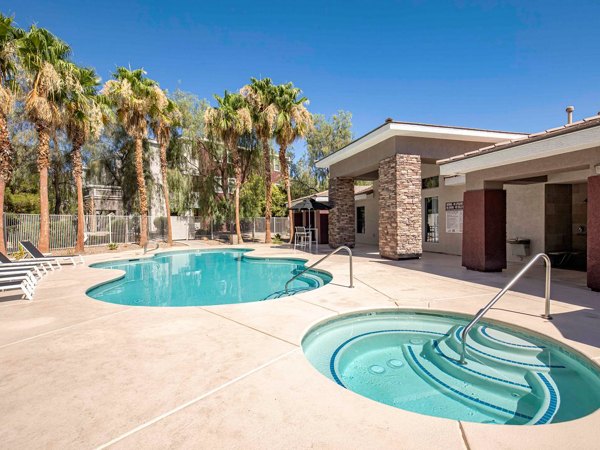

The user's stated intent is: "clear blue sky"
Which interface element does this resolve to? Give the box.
[7,1,600,140]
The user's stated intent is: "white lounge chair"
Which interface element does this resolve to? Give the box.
[0,271,37,300]
[0,252,55,273]
[19,241,84,266]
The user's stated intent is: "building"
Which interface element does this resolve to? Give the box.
[290,185,373,244]
[316,111,600,291]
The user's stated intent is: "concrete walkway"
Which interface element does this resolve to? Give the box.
[0,243,598,449]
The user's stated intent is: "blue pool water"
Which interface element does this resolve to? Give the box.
[87,249,331,306]
[302,310,600,425]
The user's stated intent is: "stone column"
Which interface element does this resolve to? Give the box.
[462,189,506,272]
[378,154,422,259]
[328,177,355,248]
[588,175,600,291]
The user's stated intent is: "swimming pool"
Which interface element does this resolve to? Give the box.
[87,249,331,306]
[302,310,600,425]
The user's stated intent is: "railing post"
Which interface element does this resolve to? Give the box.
[109,215,113,244]
[459,253,552,364]
[125,216,129,244]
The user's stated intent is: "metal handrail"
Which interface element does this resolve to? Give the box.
[459,253,552,365]
[285,245,354,293]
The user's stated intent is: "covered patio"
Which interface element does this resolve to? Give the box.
[440,115,600,291]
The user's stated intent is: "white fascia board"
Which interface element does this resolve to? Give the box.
[440,126,600,176]
[444,175,466,186]
[315,123,525,169]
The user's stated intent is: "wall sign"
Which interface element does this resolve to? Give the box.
[445,201,463,234]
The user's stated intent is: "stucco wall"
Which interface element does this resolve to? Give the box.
[505,184,545,262]
[355,183,379,245]
[421,164,465,255]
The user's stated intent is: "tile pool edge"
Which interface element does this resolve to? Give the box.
[85,247,333,307]
[299,307,600,381]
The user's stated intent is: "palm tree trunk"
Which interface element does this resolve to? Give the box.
[232,147,243,244]
[36,124,51,252]
[0,113,13,255]
[159,142,172,246]
[135,138,148,247]
[279,145,294,244]
[262,138,272,243]
[72,144,85,254]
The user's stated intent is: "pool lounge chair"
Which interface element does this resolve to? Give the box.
[19,241,84,266]
[0,271,37,300]
[0,252,55,273]
[0,265,44,279]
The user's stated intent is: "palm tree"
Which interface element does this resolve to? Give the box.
[20,25,72,252]
[151,97,181,246]
[204,91,252,243]
[0,15,24,253]
[240,78,277,243]
[102,67,165,247]
[273,83,313,241]
[63,65,104,253]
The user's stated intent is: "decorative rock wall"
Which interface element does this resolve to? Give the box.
[328,177,355,248]
[378,154,422,259]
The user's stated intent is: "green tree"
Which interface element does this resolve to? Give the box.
[305,110,353,190]
[20,25,72,252]
[273,82,313,240]
[151,97,181,245]
[102,67,165,247]
[0,14,25,253]
[204,91,252,243]
[240,78,277,243]
[63,65,105,252]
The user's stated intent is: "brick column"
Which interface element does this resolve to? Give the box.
[328,177,355,248]
[588,175,600,291]
[462,189,506,272]
[378,154,422,259]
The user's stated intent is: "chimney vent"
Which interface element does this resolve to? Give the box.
[566,106,575,124]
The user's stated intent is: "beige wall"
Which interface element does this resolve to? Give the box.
[505,184,545,262]
[465,147,600,190]
[355,183,379,245]
[421,164,465,255]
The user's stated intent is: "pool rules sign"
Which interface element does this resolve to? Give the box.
[445,202,463,233]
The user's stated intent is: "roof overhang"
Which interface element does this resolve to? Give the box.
[315,122,526,169]
[440,125,600,176]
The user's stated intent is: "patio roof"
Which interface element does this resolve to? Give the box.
[315,120,526,169]
[439,115,600,176]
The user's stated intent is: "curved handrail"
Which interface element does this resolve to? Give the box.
[285,245,354,293]
[143,240,161,254]
[459,253,552,365]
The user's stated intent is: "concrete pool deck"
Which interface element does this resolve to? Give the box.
[0,243,599,449]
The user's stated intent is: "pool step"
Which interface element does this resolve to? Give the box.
[445,326,562,373]
[423,339,532,394]
[403,345,538,424]
[472,325,546,356]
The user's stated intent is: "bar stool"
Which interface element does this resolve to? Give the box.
[294,226,310,251]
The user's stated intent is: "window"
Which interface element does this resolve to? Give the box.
[422,176,439,189]
[424,197,439,243]
[356,206,365,234]
[272,156,281,173]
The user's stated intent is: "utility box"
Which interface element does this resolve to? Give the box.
[507,238,531,257]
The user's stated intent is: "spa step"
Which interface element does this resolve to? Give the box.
[444,326,563,373]
[422,339,532,394]
[403,344,539,424]
[471,325,546,356]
